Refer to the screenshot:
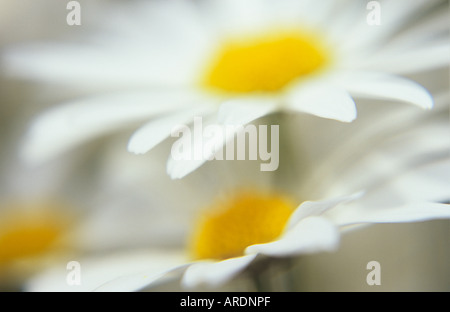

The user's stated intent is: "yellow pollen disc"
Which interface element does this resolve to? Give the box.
[189,191,295,261]
[203,30,328,93]
[0,203,69,266]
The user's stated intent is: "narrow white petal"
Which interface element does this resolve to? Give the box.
[286,81,357,122]
[25,250,186,292]
[94,264,190,292]
[167,98,276,179]
[203,0,271,35]
[166,114,222,179]
[384,158,450,204]
[335,203,450,227]
[323,0,366,45]
[338,0,442,53]
[261,0,341,27]
[5,0,218,88]
[330,71,434,109]
[181,254,257,289]
[166,124,237,179]
[340,157,450,212]
[4,44,116,85]
[286,192,364,230]
[217,97,277,125]
[357,43,450,74]
[316,105,450,216]
[128,105,215,155]
[20,91,200,165]
[3,1,210,90]
[299,0,340,26]
[245,217,339,257]
[3,43,192,88]
[381,8,450,51]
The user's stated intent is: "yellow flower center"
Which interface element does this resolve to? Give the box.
[189,190,295,261]
[202,30,329,94]
[0,203,69,266]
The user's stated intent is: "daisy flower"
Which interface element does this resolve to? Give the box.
[24,93,450,292]
[0,131,190,291]
[3,0,449,178]
[0,148,81,290]
[0,200,77,291]
[0,90,162,291]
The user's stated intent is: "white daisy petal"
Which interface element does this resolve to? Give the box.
[167,98,277,179]
[286,80,357,122]
[128,105,215,155]
[203,0,270,35]
[261,0,340,27]
[330,71,434,109]
[20,91,201,164]
[327,116,450,200]
[3,44,193,88]
[323,0,366,45]
[166,123,238,180]
[181,254,257,289]
[3,0,211,89]
[217,97,277,125]
[335,203,450,227]
[245,216,339,257]
[166,116,220,180]
[254,0,310,24]
[347,158,450,211]
[94,264,190,292]
[4,44,114,86]
[382,8,450,50]
[286,192,364,230]
[25,250,186,292]
[299,0,341,26]
[385,158,450,204]
[339,0,443,52]
[359,43,450,74]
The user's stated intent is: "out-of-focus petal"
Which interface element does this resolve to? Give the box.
[330,71,434,109]
[245,216,339,256]
[286,80,357,122]
[25,250,186,292]
[286,192,364,230]
[20,91,201,164]
[334,202,450,227]
[181,254,257,289]
[128,105,215,155]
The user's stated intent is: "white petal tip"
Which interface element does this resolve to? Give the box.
[126,142,146,155]
[287,82,358,123]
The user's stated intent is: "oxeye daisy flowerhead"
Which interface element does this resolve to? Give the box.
[3,0,449,178]
[0,200,76,290]
[0,141,83,290]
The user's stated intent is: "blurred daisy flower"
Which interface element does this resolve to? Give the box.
[3,0,449,178]
[0,146,82,290]
[0,200,76,290]
[0,128,187,291]
[24,93,450,292]
[0,75,162,291]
